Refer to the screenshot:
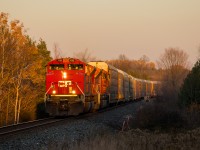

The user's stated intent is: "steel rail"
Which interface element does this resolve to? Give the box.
[0,117,65,136]
[0,98,154,137]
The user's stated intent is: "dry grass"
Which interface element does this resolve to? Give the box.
[132,101,185,131]
[47,97,200,150]
[49,128,200,150]
[133,99,200,131]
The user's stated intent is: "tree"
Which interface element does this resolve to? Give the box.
[157,48,189,101]
[106,54,157,80]
[118,54,128,61]
[0,12,51,126]
[0,13,17,125]
[53,43,61,59]
[179,59,200,106]
[140,55,150,62]
[74,48,96,62]
[136,55,150,79]
[105,54,131,73]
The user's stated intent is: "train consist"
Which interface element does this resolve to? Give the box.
[45,57,160,116]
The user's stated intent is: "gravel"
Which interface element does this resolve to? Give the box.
[0,100,146,150]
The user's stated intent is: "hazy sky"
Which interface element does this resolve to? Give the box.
[1,0,200,65]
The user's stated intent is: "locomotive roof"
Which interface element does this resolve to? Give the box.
[47,57,85,64]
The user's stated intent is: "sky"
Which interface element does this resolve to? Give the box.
[1,0,200,65]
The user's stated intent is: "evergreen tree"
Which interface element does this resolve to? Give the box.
[179,59,200,106]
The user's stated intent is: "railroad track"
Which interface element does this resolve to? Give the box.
[76,99,142,119]
[0,117,66,137]
[0,98,150,137]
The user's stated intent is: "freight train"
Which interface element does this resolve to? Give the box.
[44,57,160,116]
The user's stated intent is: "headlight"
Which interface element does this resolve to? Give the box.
[72,90,76,94]
[63,72,67,79]
[52,90,56,94]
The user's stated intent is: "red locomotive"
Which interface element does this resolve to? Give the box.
[45,57,159,116]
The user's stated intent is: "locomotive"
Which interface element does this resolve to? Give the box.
[45,57,159,116]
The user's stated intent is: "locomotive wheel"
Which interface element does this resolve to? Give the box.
[84,101,94,113]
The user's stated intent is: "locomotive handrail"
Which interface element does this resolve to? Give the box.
[86,65,96,76]
[94,88,100,106]
[95,69,102,79]
[44,82,54,107]
[75,82,85,103]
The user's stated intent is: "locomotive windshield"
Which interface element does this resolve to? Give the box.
[68,64,83,70]
[49,64,64,70]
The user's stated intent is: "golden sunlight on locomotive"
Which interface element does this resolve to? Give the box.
[44,57,160,116]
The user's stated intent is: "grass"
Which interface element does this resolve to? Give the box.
[48,128,200,150]
[47,97,200,150]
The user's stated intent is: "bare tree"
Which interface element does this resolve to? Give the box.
[157,48,189,101]
[118,54,129,61]
[106,54,157,80]
[158,48,189,70]
[53,43,61,59]
[140,55,150,63]
[74,48,96,62]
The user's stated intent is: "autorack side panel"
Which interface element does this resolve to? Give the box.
[151,81,155,96]
[132,77,137,100]
[143,80,151,100]
[128,75,134,100]
[147,81,152,96]
[135,78,142,99]
[144,80,149,98]
[149,81,153,96]
[152,81,161,96]
[117,69,125,101]
[108,65,118,103]
[124,72,130,101]
[118,69,130,101]
[141,80,146,98]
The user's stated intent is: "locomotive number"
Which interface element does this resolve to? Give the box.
[58,81,72,87]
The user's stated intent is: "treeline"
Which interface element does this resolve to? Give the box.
[105,54,161,81]
[0,12,51,126]
[132,48,200,130]
[106,48,200,130]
